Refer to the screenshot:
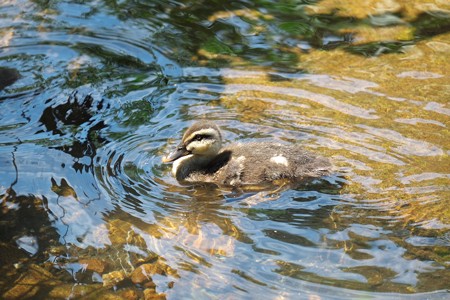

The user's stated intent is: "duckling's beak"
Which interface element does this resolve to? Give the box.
[162,145,190,163]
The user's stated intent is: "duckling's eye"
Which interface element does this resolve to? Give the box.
[192,134,210,142]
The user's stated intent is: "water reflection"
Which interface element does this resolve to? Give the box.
[1,0,450,299]
[0,68,19,90]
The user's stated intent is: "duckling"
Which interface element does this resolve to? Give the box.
[162,121,331,187]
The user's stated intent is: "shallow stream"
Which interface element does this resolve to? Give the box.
[1,0,449,299]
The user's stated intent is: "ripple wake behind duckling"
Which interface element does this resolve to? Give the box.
[162,121,332,187]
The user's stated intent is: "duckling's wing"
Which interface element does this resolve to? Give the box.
[221,143,331,185]
[291,153,331,178]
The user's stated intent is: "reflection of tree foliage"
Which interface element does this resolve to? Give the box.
[412,11,450,37]
[119,100,154,127]
[27,0,450,70]
[346,41,413,56]
[93,0,450,68]
[38,93,107,172]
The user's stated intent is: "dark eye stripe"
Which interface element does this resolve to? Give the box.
[192,134,211,142]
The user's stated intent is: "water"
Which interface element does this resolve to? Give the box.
[1,0,449,299]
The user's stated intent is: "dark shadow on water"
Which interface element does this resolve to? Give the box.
[413,11,450,38]
[0,68,20,91]
[37,92,108,172]
[220,173,346,202]
[0,188,61,296]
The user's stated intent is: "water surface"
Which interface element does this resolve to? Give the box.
[1,0,449,299]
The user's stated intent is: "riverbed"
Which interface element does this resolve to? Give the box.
[1,0,449,299]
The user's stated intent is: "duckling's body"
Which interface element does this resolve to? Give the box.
[163,121,331,187]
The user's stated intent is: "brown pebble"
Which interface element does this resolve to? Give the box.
[143,288,166,300]
[119,288,140,300]
[102,270,126,288]
[130,264,154,285]
[79,258,108,274]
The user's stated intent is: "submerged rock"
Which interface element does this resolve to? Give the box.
[79,258,109,274]
[130,264,156,287]
[143,288,166,300]
[3,264,59,299]
[48,283,102,299]
[102,270,127,288]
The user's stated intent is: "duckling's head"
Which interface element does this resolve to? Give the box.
[162,121,222,178]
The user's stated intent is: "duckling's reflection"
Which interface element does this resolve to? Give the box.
[154,178,253,257]
[148,174,345,259]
